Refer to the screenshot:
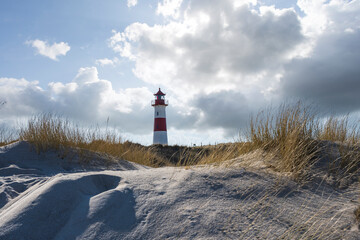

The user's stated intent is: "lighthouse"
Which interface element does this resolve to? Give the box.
[152,88,168,145]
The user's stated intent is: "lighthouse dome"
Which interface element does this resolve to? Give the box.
[154,88,166,96]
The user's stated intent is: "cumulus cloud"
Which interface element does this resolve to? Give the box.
[0,67,155,134]
[157,0,183,18]
[111,0,304,97]
[26,39,70,61]
[127,0,137,8]
[281,0,360,113]
[48,67,154,129]
[0,78,51,116]
[109,0,306,134]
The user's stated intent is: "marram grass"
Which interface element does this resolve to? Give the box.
[15,103,360,176]
[19,114,167,167]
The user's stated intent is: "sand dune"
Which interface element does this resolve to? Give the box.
[0,141,359,239]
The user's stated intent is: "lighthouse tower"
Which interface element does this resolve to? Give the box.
[152,88,168,145]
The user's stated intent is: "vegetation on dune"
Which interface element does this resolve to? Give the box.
[180,102,360,181]
[248,102,319,175]
[0,126,16,147]
[18,114,167,167]
[0,100,359,185]
[0,100,14,146]
[0,102,357,176]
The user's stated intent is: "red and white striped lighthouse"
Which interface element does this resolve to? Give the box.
[152,88,168,145]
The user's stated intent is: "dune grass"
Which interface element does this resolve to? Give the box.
[317,115,360,144]
[19,114,167,167]
[5,102,359,184]
[247,102,320,177]
[194,142,253,165]
[15,102,360,176]
[231,101,360,180]
[0,124,16,147]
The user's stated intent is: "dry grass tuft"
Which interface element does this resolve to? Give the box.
[13,104,360,177]
[19,114,167,167]
[196,142,253,165]
[317,115,360,144]
[0,124,16,147]
[247,102,320,177]
[241,101,360,181]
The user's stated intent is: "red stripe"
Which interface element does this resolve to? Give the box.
[154,118,167,131]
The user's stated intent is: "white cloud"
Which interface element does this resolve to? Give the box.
[110,0,304,99]
[95,57,119,66]
[296,0,360,53]
[0,77,51,116]
[127,0,137,8]
[50,67,153,117]
[233,0,257,8]
[26,39,70,61]
[157,0,183,18]
[0,67,154,134]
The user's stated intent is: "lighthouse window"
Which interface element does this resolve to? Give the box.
[157,112,159,116]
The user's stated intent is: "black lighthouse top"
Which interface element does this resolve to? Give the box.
[152,88,168,106]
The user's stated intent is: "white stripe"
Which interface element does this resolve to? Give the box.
[153,131,168,145]
[154,105,166,118]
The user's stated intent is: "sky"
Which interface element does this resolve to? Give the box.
[0,0,360,145]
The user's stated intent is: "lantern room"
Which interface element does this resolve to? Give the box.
[152,88,168,106]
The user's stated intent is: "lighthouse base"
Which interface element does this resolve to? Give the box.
[153,131,168,145]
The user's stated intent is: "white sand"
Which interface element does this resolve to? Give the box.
[0,141,359,239]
